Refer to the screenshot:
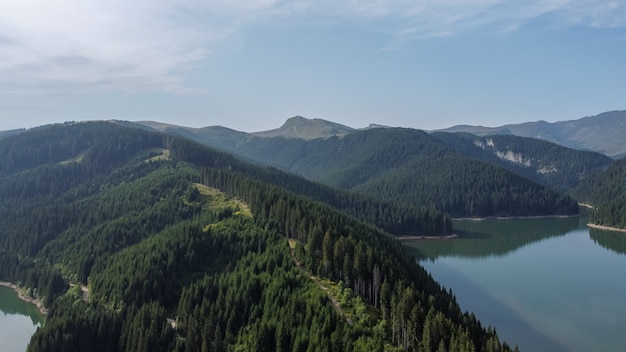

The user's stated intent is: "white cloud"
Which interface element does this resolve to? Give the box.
[0,1,223,93]
[0,0,623,94]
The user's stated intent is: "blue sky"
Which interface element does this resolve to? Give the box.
[0,1,624,132]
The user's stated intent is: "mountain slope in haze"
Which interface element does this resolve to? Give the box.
[0,128,27,140]
[137,120,249,142]
[180,125,579,218]
[438,110,626,158]
[432,132,613,191]
[137,115,355,149]
[0,122,514,352]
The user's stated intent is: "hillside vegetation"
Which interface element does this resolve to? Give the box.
[0,122,515,352]
[188,127,579,218]
[571,157,626,229]
[432,132,612,191]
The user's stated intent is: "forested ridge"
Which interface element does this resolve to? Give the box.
[177,126,580,218]
[0,122,516,351]
[165,135,453,237]
[570,157,626,229]
[431,132,613,191]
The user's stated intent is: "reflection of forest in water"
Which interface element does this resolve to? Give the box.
[590,228,626,255]
[404,216,583,260]
[0,286,44,326]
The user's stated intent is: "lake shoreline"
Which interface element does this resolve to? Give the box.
[453,214,579,221]
[0,282,48,315]
[587,223,626,234]
[396,234,458,241]
[409,216,626,352]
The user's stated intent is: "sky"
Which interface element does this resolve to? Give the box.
[0,0,625,132]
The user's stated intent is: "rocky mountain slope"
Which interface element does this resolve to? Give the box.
[431,132,613,191]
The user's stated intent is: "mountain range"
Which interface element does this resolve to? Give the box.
[134,113,619,218]
[0,121,515,351]
[1,115,624,351]
[438,110,626,159]
[136,110,626,159]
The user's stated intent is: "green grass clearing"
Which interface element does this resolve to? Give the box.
[144,148,170,162]
[193,183,252,218]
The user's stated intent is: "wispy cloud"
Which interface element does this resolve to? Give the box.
[0,1,224,93]
[321,0,626,42]
[0,0,624,94]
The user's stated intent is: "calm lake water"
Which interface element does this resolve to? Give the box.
[404,216,626,352]
[0,285,44,352]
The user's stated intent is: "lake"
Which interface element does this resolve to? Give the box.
[0,285,44,352]
[403,216,626,352]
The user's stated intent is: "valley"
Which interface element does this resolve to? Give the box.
[0,122,511,351]
[0,112,624,352]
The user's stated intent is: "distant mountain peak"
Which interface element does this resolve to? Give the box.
[285,115,308,123]
[252,116,355,140]
[361,123,390,130]
[282,115,317,130]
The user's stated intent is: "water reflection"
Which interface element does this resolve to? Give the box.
[0,286,44,326]
[590,228,626,255]
[0,286,44,351]
[430,262,569,352]
[406,217,626,352]
[405,216,582,260]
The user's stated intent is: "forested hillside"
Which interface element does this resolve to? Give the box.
[432,132,612,191]
[162,135,452,237]
[180,126,579,218]
[570,157,626,229]
[0,122,515,351]
[0,128,24,140]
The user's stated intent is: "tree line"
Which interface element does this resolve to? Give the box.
[570,157,626,229]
